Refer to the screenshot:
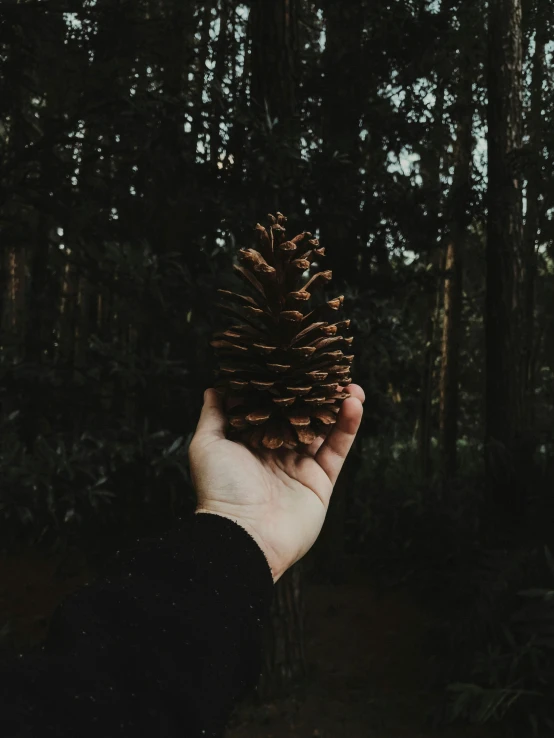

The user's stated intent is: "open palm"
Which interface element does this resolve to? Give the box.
[188,385,365,583]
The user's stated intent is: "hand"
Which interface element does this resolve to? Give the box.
[188,385,365,583]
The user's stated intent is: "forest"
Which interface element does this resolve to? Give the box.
[1,0,554,735]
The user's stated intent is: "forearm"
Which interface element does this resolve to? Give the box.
[0,513,274,737]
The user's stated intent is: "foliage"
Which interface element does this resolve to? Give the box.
[349,436,554,734]
[433,547,554,737]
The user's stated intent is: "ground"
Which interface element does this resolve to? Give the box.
[227,556,513,738]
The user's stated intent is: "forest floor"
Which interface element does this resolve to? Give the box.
[0,546,514,738]
[227,555,514,738]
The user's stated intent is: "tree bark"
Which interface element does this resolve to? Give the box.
[318,1,364,286]
[418,250,444,480]
[21,11,67,449]
[249,0,300,215]
[309,440,364,584]
[439,27,475,480]
[248,0,305,701]
[188,2,214,162]
[58,242,79,368]
[416,79,446,481]
[485,0,525,516]
[439,241,463,478]
[520,2,549,465]
[256,560,306,701]
[209,0,229,166]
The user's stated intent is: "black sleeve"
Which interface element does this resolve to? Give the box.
[0,512,275,738]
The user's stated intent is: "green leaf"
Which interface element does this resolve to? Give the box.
[545,546,554,580]
[518,588,554,600]
[165,436,184,456]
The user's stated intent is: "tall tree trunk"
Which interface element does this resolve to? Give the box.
[256,560,306,701]
[520,2,548,467]
[416,79,446,480]
[74,276,92,367]
[249,0,300,216]
[186,1,213,171]
[248,0,305,701]
[310,438,364,584]
[485,0,524,517]
[306,0,366,598]
[22,11,67,449]
[439,241,463,478]
[439,26,475,480]
[418,251,444,480]
[209,0,229,166]
[318,1,364,286]
[1,16,32,367]
[226,8,249,200]
[58,243,79,369]
[159,0,197,254]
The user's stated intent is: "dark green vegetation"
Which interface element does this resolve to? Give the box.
[1,0,554,735]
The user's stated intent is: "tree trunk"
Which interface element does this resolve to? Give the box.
[309,439,364,584]
[439,28,475,480]
[308,3,366,578]
[256,560,306,702]
[249,0,300,215]
[318,1,364,286]
[209,0,229,166]
[485,0,524,516]
[439,241,463,478]
[226,12,250,218]
[418,251,444,480]
[159,0,197,253]
[520,2,548,467]
[248,0,305,701]
[416,78,446,481]
[58,242,79,369]
[188,2,213,162]
[21,9,67,449]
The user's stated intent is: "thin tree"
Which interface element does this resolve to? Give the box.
[520,0,550,463]
[439,6,476,479]
[485,0,525,516]
[247,0,306,701]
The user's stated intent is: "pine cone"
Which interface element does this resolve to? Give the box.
[210,212,354,451]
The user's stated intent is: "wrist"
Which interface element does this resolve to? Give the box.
[194,508,281,583]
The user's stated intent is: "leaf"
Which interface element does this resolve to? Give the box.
[91,489,115,498]
[545,546,554,580]
[518,588,554,600]
[165,436,184,456]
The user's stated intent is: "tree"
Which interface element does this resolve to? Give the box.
[439,4,477,479]
[416,82,446,481]
[485,0,525,516]
[246,0,308,700]
[317,1,365,287]
[248,0,301,217]
[519,0,551,465]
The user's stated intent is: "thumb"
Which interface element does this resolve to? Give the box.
[192,388,227,443]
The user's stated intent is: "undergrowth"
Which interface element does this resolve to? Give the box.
[348,435,554,737]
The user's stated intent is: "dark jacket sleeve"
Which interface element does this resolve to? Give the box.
[0,512,275,737]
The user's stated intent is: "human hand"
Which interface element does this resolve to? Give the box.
[188,385,365,583]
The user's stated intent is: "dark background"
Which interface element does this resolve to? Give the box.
[1,0,554,735]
